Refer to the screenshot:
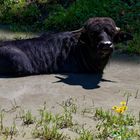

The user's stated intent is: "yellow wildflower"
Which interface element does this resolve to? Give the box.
[120,101,127,106]
[121,106,128,111]
[112,101,128,114]
[115,107,125,114]
[112,106,118,110]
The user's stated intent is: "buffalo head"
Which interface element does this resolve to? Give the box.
[76,17,133,58]
[71,17,133,73]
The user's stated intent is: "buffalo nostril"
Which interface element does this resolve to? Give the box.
[102,41,112,46]
[98,41,113,49]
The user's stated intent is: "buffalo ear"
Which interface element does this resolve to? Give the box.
[72,28,90,44]
[113,31,133,43]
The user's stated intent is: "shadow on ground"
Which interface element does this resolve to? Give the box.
[55,74,115,90]
[0,73,116,90]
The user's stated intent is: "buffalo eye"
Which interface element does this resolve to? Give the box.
[104,26,115,36]
[108,29,115,36]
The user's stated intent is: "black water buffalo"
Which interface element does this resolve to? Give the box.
[0,17,132,76]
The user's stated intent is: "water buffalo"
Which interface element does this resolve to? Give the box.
[0,17,132,76]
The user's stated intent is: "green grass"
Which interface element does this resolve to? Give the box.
[117,34,140,54]
[44,0,140,32]
[0,0,139,32]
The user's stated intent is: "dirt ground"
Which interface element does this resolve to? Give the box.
[0,30,140,139]
[0,52,140,110]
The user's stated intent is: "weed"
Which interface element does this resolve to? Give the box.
[32,124,68,140]
[76,128,94,140]
[0,110,4,132]
[58,98,77,114]
[2,122,18,140]
[31,102,70,139]
[55,111,73,129]
[20,110,35,125]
